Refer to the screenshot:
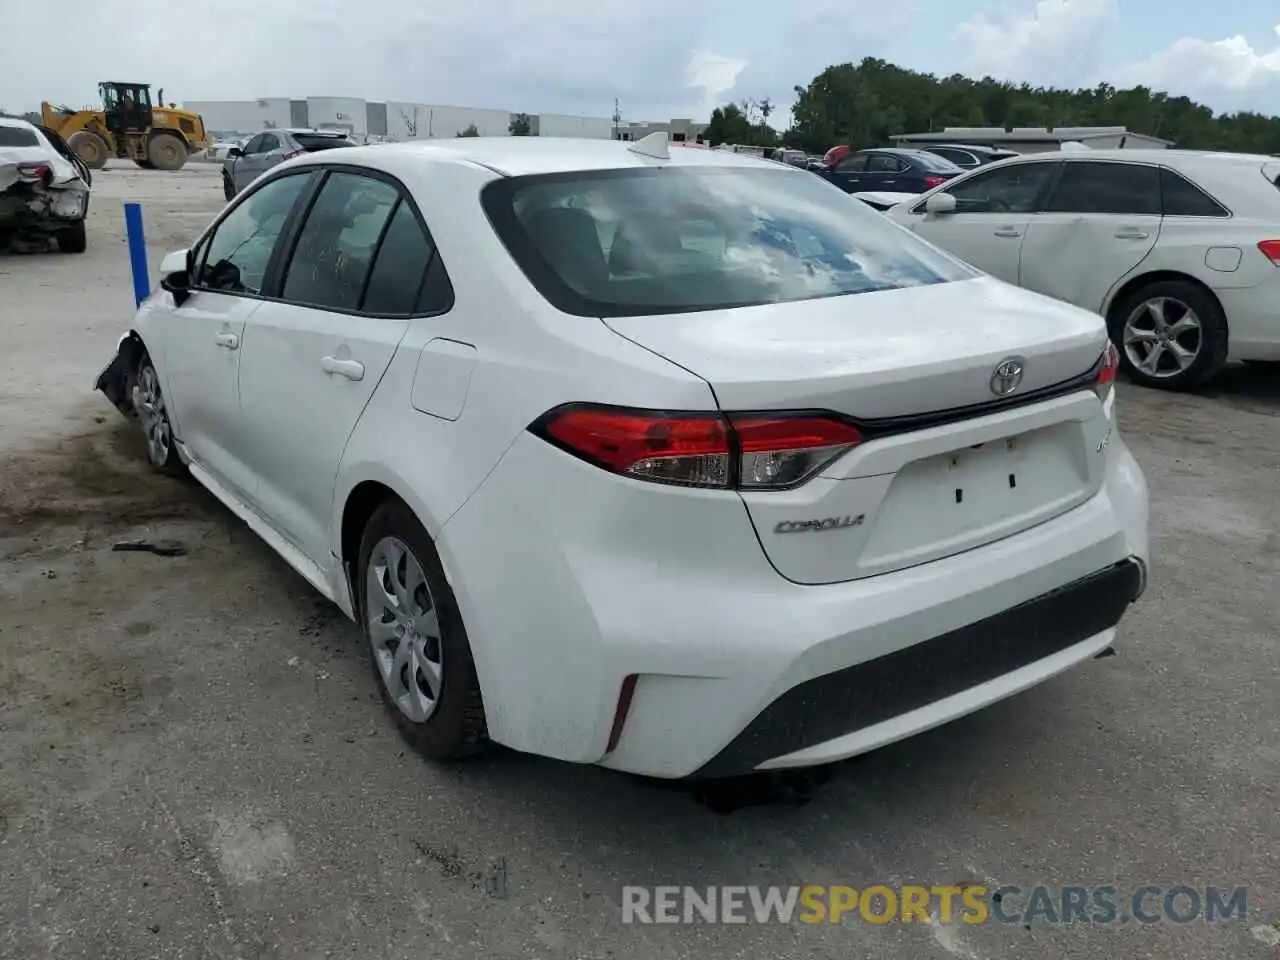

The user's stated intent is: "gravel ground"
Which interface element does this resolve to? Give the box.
[1,164,1278,960]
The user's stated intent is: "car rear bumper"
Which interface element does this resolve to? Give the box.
[440,428,1149,779]
[1216,277,1280,361]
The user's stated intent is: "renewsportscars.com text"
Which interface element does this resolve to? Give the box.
[621,884,1249,925]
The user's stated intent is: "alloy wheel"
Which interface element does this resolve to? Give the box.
[366,537,444,724]
[133,364,172,466]
[1122,296,1203,379]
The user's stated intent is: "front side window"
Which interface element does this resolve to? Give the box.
[836,154,867,173]
[481,166,976,318]
[280,172,400,312]
[242,134,267,155]
[1044,161,1160,216]
[259,134,280,153]
[195,172,312,294]
[936,162,1058,214]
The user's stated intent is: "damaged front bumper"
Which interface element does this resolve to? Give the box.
[0,176,88,234]
[96,334,138,417]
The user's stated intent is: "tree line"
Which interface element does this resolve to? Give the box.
[703,57,1280,156]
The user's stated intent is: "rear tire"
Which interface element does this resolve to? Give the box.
[1108,279,1228,391]
[128,351,186,476]
[147,133,187,171]
[56,220,87,254]
[357,499,487,761]
[68,131,110,170]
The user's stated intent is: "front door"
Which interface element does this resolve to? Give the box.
[905,159,1060,285]
[160,170,316,500]
[1018,160,1162,313]
[237,169,429,563]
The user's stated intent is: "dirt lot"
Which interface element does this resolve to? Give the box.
[1,164,1278,960]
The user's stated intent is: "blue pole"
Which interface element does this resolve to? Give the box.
[124,202,150,307]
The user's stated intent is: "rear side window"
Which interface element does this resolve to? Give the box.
[912,151,963,173]
[481,166,975,318]
[294,133,354,152]
[0,126,39,147]
[1044,161,1160,215]
[836,154,867,172]
[360,199,452,315]
[866,155,903,173]
[1160,167,1230,217]
[281,171,399,312]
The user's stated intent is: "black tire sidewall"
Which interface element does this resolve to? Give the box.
[1109,279,1228,391]
[356,499,486,759]
[222,173,235,201]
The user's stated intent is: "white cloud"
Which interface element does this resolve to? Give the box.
[1116,24,1280,93]
[686,52,749,117]
[955,0,1119,85]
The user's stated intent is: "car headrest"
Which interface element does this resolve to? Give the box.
[524,207,607,291]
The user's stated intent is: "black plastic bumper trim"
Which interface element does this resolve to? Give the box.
[690,558,1143,779]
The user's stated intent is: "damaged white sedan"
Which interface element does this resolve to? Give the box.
[0,116,90,253]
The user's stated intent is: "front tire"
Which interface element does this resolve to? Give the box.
[222,171,236,201]
[68,131,110,170]
[357,499,486,760]
[129,351,186,476]
[1109,279,1228,391]
[147,133,187,171]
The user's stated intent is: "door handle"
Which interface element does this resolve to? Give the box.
[993,227,1022,238]
[1114,228,1150,240]
[321,356,365,381]
[215,332,239,349]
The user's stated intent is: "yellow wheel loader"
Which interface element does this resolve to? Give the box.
[41,82,209,171]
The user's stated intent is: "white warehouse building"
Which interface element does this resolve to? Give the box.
[184,96,704,143]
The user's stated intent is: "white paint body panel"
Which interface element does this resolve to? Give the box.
[887,149,1280,361]
[125,138,1150,778]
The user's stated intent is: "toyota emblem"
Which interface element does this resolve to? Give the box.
[989,357,1025,396]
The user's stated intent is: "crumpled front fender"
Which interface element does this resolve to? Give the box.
[95,332,143,417]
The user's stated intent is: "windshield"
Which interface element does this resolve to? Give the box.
[0,126,39,148]
[481,166,975,318]
[911,151,964,173]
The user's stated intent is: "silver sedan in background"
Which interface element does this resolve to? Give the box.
[221,128,355,200]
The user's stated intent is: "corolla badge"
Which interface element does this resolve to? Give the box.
[989,357,1026,397]
[774,515,865,534]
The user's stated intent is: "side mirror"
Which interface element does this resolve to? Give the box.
[924,192,957,215]
[159,248,193,306]
[227,147,243,159]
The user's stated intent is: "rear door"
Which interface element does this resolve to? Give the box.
[1018,160,1161,312]
[904,159,1059,284]
[236,167,447,564]
[861,153,906,191]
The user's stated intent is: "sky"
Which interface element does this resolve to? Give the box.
[2,0,1279,125]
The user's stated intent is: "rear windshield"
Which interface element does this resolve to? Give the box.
[910,151,964,173]
[481,166,975,317]
[294,133,353,152]
[0,126,39,147]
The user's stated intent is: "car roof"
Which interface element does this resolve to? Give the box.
[929,143,1017,154]
[286,136,802,177]
[991,148,1278,167]
[0,116,38,131]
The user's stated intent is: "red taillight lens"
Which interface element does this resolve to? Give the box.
[536,406,863,489]
[1095,341,1120,399]
[16,163,50,183]
[923,175,947,189]
[1258,239,1280,264]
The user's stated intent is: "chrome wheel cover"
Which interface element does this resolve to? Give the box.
[366,537,443,724]
[1122,296,1202,379]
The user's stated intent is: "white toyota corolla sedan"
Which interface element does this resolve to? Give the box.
[96,134,1150,779]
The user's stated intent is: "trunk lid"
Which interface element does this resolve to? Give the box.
[603,276,1113,584]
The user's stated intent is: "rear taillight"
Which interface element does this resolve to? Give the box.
[16,163,50,183]
[1258,240,1280,264]
[923,175,947,189]
[1095,342,1120,399]
[534,405,863,490]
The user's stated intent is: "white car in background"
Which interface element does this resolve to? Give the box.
[0,116,90,252]
[887,149,1280,390]
[95,136,1148,779]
